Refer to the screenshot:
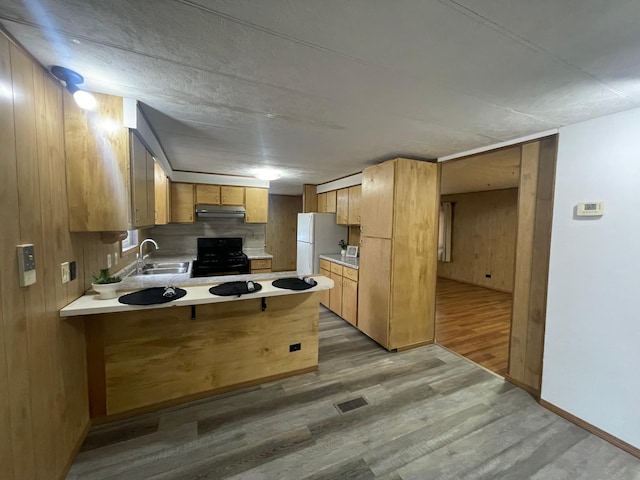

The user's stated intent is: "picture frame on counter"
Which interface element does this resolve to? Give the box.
[346,245,358,257]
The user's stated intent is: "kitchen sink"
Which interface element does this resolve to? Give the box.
[143,267,188,275]
[146,262,190,270]
[132,261,191,275]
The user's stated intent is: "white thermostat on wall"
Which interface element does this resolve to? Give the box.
[576,201,604,216]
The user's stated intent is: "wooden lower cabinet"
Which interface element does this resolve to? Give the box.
[250,258,272,273]
[319,267,331,307]
[342,277,358,326]
[358,236,391,347]
[320,259,358,327]
[330,271,343,316]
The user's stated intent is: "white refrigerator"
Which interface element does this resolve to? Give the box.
[297,213,348,275]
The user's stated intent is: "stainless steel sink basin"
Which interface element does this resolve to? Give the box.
[146,262,190,269]
[134,261,190,275]
[143,267,188,275]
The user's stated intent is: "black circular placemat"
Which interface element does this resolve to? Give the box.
[118,287,187,305]
[210,281,263,296]
[272,278,316,290]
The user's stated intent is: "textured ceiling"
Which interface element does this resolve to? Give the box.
[1,1,640,194]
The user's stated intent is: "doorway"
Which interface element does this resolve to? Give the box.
[434,147,520,377]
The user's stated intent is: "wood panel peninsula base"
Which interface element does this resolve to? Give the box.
[84,292,320,423]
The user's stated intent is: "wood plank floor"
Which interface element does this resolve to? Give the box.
[67,307,640,479]
[436,277,512,376]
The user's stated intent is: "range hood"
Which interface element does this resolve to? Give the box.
[195,204,246,218]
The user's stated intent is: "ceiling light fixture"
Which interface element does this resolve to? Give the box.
[50,65,97,110]
[254,168,282,181]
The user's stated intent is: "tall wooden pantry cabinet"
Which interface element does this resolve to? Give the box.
[358,158,440,350]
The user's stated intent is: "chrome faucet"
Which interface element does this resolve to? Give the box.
[137,238,159,273]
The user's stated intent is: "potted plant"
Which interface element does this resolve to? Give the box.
[91,268,122,300]
[339,239,348,257]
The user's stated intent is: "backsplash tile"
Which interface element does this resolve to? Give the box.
[150,218,266,254]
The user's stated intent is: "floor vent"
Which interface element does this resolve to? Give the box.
[335,397,368,414]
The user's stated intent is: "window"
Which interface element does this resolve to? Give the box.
[438,203,452,262]
[121,229,139,253]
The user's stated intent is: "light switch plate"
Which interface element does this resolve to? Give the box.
[107,253,112,269]
[17,244,36,287]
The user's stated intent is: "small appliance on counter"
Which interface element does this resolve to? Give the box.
[296,213,347,275]
[191,237,251,277]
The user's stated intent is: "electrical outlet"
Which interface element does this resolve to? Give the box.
[61,262,70,284]
[289,343,301,352]
[107,253,112,269]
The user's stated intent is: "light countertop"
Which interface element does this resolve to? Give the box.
[319,254,360,270]
[60,274,332,317]
[243,248,273,260]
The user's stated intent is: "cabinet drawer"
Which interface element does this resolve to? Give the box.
[250,259,272,270]
[330,262,343,276]
[319,259,331,271]
[251,268,271,274]
[343,267,358,282]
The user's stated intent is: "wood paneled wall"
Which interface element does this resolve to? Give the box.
[0,33,125,479]
[508,137,558,395]
[265,194,303,271]
[437,189,519,292]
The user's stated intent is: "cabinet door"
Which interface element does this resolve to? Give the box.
[348,185,361,225]
[358,236,391,348]
[319,268,331,307]
[196,184,221,204]
[64,91,129,232]
[170,183,195,223]
[130,133,148,227]
[154,161,169,225]
[326,190,337,213]
[336,188,349,225]
[342,277,358,326]
[330,271,343,316]
[221,186,244,205]
[361,161,395,239]
[145,150,155,226]
[317,192,327,213]
[245,187,269,223]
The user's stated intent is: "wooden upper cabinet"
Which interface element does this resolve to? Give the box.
[221,186,244,205]
[336,188,349,225]
[245,187,269,223]
[196,184,220,204]
[170,183,195,223]
[326,190,337,213]
[317,192,327,213]
[361,161,395,238]
[144,150,155,226]
[64,92,130,232]
[348,185,361,225]
[154,161,169,225]
[130,133,155,227]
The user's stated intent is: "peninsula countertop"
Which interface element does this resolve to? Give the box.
[60,274,332,317]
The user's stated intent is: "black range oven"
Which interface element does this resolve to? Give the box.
[191,237,250,278]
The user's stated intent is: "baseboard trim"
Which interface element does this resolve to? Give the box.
[395,340,434,352]
[504,374,540,399]
[58,419,91,480]
[92,365,319,425]
[539,399,640,459]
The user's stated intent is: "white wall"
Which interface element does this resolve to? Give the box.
[542,107,640,448]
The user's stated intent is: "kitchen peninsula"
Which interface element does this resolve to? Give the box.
[62,275,332,422]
